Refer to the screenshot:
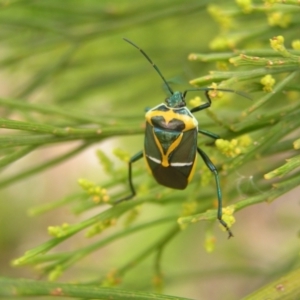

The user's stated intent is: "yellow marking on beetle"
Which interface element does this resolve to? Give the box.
[144,134,197,182]
[151,130,184,167]
[145,106,198,132]
[187,154,197,183]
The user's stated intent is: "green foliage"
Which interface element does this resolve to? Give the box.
[1,0,300,299]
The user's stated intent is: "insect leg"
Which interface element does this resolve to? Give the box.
[114,150,143,204]
[185,87,251,114]
[198,129,220,140]
[197,147,233,238]
[189,90,212,113]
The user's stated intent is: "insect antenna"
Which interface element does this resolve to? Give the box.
[123,38,174,95]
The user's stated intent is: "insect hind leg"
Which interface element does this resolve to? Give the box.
[197,147,233,238]
[114,150,143,204]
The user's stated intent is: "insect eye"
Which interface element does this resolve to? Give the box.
[178,101,186,108]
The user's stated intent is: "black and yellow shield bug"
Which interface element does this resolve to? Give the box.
[116,38,248,238]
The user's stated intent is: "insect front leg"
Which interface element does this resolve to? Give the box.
[189,90,212,113]
[197,147,233,238]
[114,150,143,204]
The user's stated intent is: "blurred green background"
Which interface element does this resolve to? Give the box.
[0,0,300,299]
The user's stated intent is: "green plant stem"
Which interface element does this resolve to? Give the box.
[189,66,299,86]
[153,225,177,290]
[0,145,38,168]
[14,198,150,265]
[242,267,300,300]
[0,118,95,136]
[264,153,300,179]
[26,217,176,273]
[0,142,91,188]
[178,172,300,226]
[0,125,143,148]
[228,111,300,169]
[189,49,300,63]
[230,102,300,133]
[0,277,193,300]
[28,193,86,216]
[116,225,180,279]
[0,97,108,125]
[241,71,298,116]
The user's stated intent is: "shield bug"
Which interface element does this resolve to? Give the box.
[116,38,248,238]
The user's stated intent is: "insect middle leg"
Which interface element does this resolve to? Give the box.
[114,150,143,204]
[197,147,233,238]
[198,129,220,140]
